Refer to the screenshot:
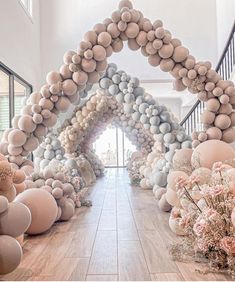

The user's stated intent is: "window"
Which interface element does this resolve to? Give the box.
[93,125,136,167]
[0,70,10,140]
[20,0,32,18]
[14,77,31,116]
[0,62,32,140]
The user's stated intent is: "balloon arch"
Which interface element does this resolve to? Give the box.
[0,0,235,275]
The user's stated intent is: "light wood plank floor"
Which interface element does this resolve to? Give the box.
[0,168,232,281]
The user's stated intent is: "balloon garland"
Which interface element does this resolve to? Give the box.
[0,0,235,275]
[0,0,234,170]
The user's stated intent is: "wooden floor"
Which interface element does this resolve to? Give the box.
[1,168,231,281]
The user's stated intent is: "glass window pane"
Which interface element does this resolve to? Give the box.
[93,125,118,167]
[20,0,32,17]
[21,0,27,6]
[14,78,30,116]
[123,134,136,166]
[0,70,10,140]
[93,125,136,168]
[117,128,124,167]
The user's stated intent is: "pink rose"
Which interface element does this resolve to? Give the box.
[210,185,224,196]
[197,238,209,252]
[193,221,206,237]
[188,175,200,186]
[176,176,188,189]
[171,209,180,219]
[201,185,224,197]
[229,186,235,196]
[213,161,227,172]
[220,237,235,256]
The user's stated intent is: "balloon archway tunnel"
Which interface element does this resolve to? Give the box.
[0,0,235,275]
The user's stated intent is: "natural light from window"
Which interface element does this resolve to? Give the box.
[20,0,32,18]
[93,125,136,167]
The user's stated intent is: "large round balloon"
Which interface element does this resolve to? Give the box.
[191,167,211,185]
[191,140,235,169]
[15,189,58,235]
[167,170,188,191]
[165,188,181,207]
[0,185,16,202]
[172,148,193,173]
[0,202,31,237]
[0,235,22,275]
[169,213,186,236]
[60,200,75,221]
[0,195,8,213]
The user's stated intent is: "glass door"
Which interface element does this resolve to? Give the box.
[93,125,136,167]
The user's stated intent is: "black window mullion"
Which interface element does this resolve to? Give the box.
[116,127,119,167]
[122,131,125,167]
[9,74,14,127]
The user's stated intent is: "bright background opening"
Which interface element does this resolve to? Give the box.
[93,125,136,167]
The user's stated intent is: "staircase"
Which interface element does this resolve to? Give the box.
[180,23,235,135]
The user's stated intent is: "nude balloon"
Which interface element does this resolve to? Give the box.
[0,202,31,237]
[0,235,23,275]
[191,140,235,169]
[15,189,58,235]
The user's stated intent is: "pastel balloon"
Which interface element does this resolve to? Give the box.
[0,235,22,275]
[0,195,8,213]
[191,140,235,169]
[0,202,31,237]
[15,189,58,235]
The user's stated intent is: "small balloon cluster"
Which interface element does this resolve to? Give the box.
[33,132,66,171]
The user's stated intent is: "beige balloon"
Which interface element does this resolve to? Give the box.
[60,200,75,221]
[191,140,235,169]
[0,195,8,213]
[0,185,16,202]
[0,202,31,237]
[0,235,22,275]
[14,182,26,195]
[15,189,58,235]
[165,188,181,207]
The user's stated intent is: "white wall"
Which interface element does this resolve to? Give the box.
[216,0,235,57]
[0,0,41,90]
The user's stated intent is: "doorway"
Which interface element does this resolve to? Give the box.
[93,125,136,167]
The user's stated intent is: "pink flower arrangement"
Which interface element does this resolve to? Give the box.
[213,161,228,173]
[201,185,224,197]
[172,163,235,278]
[176,176,188,189]
[220,237,235,256]
[193,219,206,237]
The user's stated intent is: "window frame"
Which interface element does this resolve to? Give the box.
[19,0,33,21]
[0,61,33,127]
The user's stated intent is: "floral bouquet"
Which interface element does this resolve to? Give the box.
[170,162,235,278]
